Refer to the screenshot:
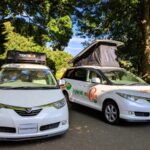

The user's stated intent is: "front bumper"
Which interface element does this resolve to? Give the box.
[0,129,68,141]
[118,97,150,121]
[0,105,69,140]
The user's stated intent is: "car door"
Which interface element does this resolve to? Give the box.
[79,68,110,110]
[63,68,88,104]
[69,68,89,104]
[69,68,103,110]
[77,69,101,109]
[63,68,76,100]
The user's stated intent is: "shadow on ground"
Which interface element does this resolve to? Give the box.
[70,103,150,127]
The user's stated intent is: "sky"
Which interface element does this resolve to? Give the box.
[64,26,89,56]
[64,36,85,56]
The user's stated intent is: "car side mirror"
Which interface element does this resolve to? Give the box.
[91,77,101,84]
[58,79,66,86]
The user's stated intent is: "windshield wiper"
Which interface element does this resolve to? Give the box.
[0,80,16,84]
[0,86,15,89]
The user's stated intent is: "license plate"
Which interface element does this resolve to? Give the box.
[18,124,38,134]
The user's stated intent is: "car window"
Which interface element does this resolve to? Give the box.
[101,69,146,85]
[87,70,108,84]
[64,69,75,79]
[73,68,87,81]
[87,70,100,82]
[0,68,57,88]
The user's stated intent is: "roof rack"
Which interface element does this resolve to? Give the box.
[6,50,46,65]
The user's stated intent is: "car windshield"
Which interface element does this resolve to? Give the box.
[0,68,58,89]
[101,69,147,85]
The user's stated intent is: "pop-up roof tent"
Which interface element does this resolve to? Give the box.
[70,40,124,67]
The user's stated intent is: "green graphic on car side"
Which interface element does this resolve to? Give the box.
[73,89,84,95]
[66,82,72,90]
[93,99,97,103]
[65,82,97,103]
[73,89,97,103]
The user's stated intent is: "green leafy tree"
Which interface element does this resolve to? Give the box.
[47,15,73,50]
[0,0,75,50]
[0,22,7,54]
[3,22,42,53]
[0,21,72,78]
[75,0,150,82]
[46,50,72,78]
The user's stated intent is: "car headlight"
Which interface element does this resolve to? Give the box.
[0,104,3,109]
[52,98,66,109]
[0,103,7,109]
[116,93,150,102]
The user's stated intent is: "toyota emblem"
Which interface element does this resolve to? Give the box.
[26,108,32,113]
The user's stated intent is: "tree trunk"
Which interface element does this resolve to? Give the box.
[142,0,150,83]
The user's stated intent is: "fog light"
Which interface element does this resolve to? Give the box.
[128,111,134,115]
[61,120,67,125]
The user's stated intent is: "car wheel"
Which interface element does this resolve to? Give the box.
[103,101,119,124]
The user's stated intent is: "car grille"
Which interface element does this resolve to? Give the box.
[135,112,150,117]
[15,109,42,117]
[0,127,16,133]
[40,122,60,131]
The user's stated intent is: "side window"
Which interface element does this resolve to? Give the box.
[64,69,75,79]
[87,70,107,84]
[73,69,87,81]
[87,70,101,83]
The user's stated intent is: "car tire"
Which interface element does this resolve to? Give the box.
[103,101,119,125]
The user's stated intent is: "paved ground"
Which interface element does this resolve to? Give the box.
[0,104,150,150]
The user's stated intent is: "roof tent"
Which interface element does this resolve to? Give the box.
[6,50,46,64]
[70,40,124,67]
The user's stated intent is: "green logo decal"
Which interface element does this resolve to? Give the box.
[66,82,72,90]
[73,89,83,95]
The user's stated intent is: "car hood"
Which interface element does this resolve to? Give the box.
[0,89,64,108]
[95,85,150,97]
[111,85,150,92]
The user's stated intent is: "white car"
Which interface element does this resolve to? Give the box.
[62,66,150,124]
[0,63,69,140]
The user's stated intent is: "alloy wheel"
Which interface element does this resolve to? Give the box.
[103,102,119,124]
